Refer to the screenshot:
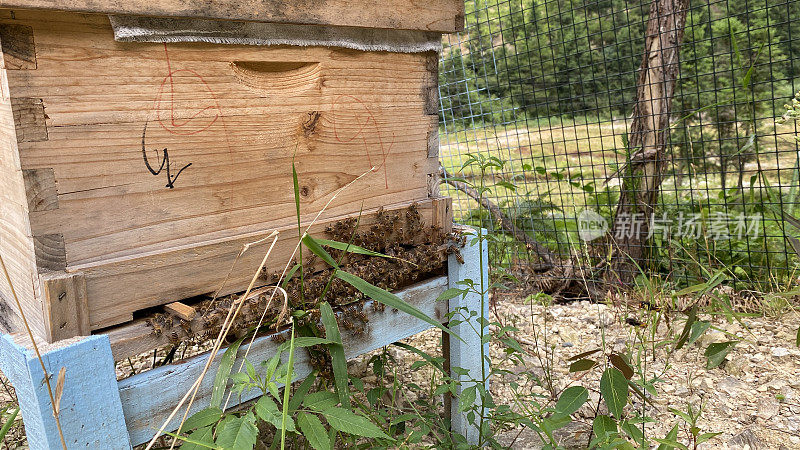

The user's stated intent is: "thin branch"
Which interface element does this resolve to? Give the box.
[440,165,555,269]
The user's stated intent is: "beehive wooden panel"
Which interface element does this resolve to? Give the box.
[0,0,465,33]
[0,8,454,342]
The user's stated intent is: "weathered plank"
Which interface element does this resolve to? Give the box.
[446,226,488,444]
[31,233,64,271]
[87,199,441,332]
[117,275,449,446]
[0,22,36,69]
[0,30,40,336]
[10,96,46,142]
[0,8,448,341]
[22,167,57,211]
[6,12,438,266]
[0,0,465,33]
[40,271,90,342]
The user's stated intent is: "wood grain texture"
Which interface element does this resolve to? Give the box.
[32,233,64,271]
[447,227,488,444]
[84,199,441,330]
[22,167,56,211]
[40,271,90,342]
[6,12,438,265]
[0,0,465,33]
[117,276,448,445]
[0,28,40,336]
[162,301,195,321]
[433,196,453,234]
[10,96,46,142]
[0,22,35,69]
[0,10,446,334]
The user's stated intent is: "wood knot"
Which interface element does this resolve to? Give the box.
[302,111,321,137]
[300,186,311,197]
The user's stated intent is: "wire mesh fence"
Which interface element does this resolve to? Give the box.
[438,0,800,291]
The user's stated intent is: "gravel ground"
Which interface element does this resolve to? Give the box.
[350,292,800,449]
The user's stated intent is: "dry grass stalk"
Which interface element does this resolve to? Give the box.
[0,254,67,450]
[147,230,280,450]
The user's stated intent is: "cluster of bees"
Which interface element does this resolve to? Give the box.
[146,204,464,367]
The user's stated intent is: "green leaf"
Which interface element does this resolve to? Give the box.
[656,423,680,450]
[600,368,629,419]
[796,325,800,347]
[319,302,350,410]
[298,413,331,450]
[282,264,301,289]
[554,386,589,417]
[335,270,461,342]
[392,342,446,375]
[302,235,339,269]
[216,413,258,450]
[568,359,596,373]
[183,408,222,431]
[687,321,711,347]
[314,239,392,259]
[704,341,737,369]
[277,337,334,352]
[211,338,243,408]
[593,414,617,439]
[620,419,645,446]
[0,407,19,442]
[674,306,697,351]
[458,385,477,412]
[322,407,391,439]
[245,360,257,381]
[287,371,317,413]
[696,432,722,445]
[176,425,217,450]
[567,348,602,361]
[256,396,281,426]
[541,414,571,434]
[280,324,298,447]
[437,288,465,302]
[303,391,339,412]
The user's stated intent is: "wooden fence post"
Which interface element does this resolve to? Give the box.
[447,227,489,444]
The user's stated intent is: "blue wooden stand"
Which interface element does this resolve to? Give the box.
[0,229,488,448]
[0,334,131,449]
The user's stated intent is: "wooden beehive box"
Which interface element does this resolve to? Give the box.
[0,1,462,344]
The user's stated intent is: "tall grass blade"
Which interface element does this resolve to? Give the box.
[319,302,350,410]
[0,406,19,441]
[335,270,462,342]
[302,234,339,268]
[280,323,296,450]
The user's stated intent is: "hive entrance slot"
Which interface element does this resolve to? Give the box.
[230,60,321,95]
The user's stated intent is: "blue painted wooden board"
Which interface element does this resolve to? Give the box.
[118,276,448,446]
[0,334,131,449]
[447,227,489,444]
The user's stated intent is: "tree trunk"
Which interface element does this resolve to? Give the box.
[606,0,689,286]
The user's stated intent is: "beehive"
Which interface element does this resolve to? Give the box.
[0,1,462,343]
